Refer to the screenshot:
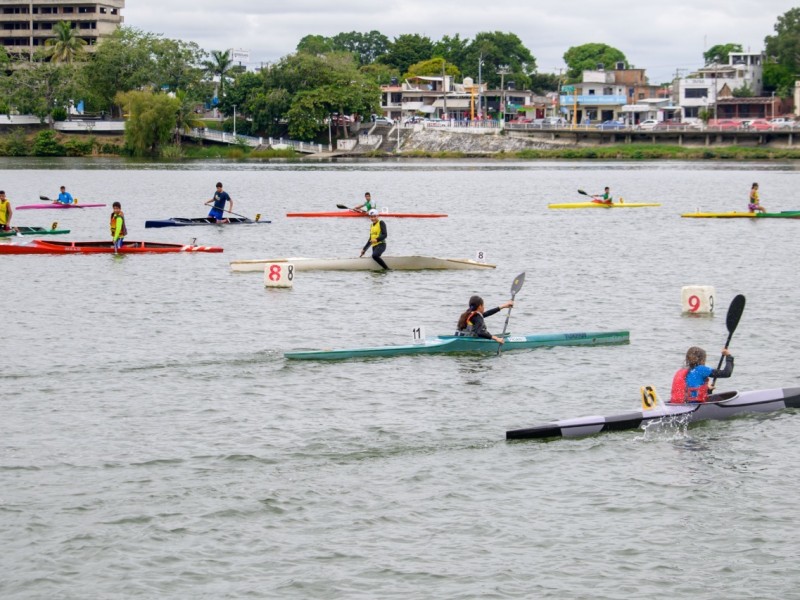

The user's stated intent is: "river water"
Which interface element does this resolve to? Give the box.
[2,157,800,599]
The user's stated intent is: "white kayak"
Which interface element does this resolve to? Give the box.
[229,256,497,272]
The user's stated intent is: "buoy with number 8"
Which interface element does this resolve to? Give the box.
[264,262,294,288]
[681,285,715,314]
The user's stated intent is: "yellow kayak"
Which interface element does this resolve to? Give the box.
[548,201,661,209]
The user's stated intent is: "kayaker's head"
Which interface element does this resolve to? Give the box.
[365,192,371,200]
[368,209,379,220]
[752,182,758,189]
[604,186,610,192]
[60,186,66,192]
[216,182,223,190]
[112,201,122,214]
[468,295,484,311]
[685,346,706,369]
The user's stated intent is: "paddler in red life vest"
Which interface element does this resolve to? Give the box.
[110,201,127,253]
[670,346,734,403]
[455,295,514,344]
[359,208,390,269]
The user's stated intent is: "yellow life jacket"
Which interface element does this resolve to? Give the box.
[369,220,384,246]
[0,200,9,225]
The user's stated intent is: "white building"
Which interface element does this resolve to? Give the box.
[677,51,764,119]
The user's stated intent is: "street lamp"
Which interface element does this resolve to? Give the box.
[498,65,511,126]
[233,105,236,137]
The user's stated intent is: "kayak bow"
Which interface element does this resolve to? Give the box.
[230,256,495,272]
[145,216,270,228]
[0,240,223,254]
[681,211,800,219]
[0,226,70,237]
[285,330,630,360]
[548,202,661,209]
[15,203,107,210]
[286,211,447,218]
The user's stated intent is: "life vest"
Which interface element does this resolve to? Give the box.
[750,189,760,205]
[110,212,127,238]
[0,200,9,225]
[456,310,480,336]
[369,220,384,246]
[670,367,709,403]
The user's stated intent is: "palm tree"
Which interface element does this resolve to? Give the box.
[45,21,86,63]
[203,49,233,99]
[174,90,204,146]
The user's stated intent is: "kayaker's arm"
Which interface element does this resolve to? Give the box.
[375,221,387,243]
[711,354,734,379]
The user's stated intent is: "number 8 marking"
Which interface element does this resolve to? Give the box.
[287,265,294,281]
[268,264,282,281]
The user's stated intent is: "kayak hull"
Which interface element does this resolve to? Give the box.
[16,203,107,210]
[681,211,800,218]
[0,240,223,254]
[0,227,70,237]
[285,330,630,360]
[286,211,447,218]
[230,256,496,272]
[506,387,800,440]
[548,202,661,209]
[145,217,270,228]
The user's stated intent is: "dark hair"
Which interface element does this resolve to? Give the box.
[0,190,5,194]
[685,346,706,369]
[457,295,484,330]
[752,182,758,187]
[112,201,121,209]
[216,182,223,188]
[365,192,371,196]
[60,186,66,190]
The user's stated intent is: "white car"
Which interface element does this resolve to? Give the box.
[372,116,394,126]
[769,117,795,129]
[637,119,658,130]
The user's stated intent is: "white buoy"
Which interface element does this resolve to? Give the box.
[264,263,294,288]
[681,285,715,314]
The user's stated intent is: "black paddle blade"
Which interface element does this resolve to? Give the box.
[39,195,51,201]
[510,272,526,295]
[336,204,349,210]
[577,189,588,196]
[726,294,746,334]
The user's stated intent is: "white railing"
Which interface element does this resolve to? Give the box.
[188,128,331,153]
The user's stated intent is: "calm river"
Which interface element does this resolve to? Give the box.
[2,157,800,599]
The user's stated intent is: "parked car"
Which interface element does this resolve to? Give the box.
[769,117,795,129]
[708,119,740,130]
[742,119,773,131]
[636,119,659,131]
[654,119,685,130]
[542,117,566,127]
[372,115,394,126]
[509,117,532,124]
[424,117,447,127]
[597,120,626,130]
[403,115,424,124]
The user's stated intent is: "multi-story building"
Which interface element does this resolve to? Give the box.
[676,51,765,119]
[0,0,124,58]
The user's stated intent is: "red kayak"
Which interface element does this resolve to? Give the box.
[286,211,447,218]
[16,203,107,210]
[0,240,223,254]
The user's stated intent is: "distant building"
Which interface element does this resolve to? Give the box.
[676,51,765,119]
[0,0,124,58]
[559,66,662,125]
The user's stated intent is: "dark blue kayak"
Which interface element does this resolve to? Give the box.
[145,217,270,228]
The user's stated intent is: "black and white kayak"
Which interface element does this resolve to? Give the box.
[506,387,800,441]
[144,216,269,228]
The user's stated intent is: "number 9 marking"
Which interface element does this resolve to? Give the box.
[688,295,700,312]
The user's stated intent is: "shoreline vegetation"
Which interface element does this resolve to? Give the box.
[3,130,800,160]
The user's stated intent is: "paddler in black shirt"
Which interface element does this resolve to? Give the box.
[456,295,514,343]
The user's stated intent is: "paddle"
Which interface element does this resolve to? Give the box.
[577,189,589,196]
[497,272,526,356]
[203,202,252,221]
[336,203,364,213]
[710,294,746,390]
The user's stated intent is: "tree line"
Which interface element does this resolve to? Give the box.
[0,8,796,157]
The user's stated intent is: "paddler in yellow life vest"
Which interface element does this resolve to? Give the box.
[359,208,389,269]
[0,190,13,231]
[110,201,127,252]
[748,182,766,213]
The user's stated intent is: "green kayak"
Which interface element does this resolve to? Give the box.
[284,330,630,360]
[0,226,70,237]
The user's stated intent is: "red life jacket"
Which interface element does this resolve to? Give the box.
[110,212,127,237]
[670,368,709,403]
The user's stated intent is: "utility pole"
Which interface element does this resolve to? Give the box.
[498,65,511,127]
[477,52,484,119]
[441,58,447,120]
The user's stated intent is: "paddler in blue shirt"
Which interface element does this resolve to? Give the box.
[670,346,734,403]
[55,186,73,204]
[205,182,232,223]
[455,295,514,344]
[359,208,389,269]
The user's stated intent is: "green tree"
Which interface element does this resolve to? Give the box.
[0,61,84,124]
[174,89,204,146]
[83,27,160,115]
[731,84,754,97]
[296,35,334,55]
[433,34,470,68]
[461,32,536,89]
[151,38,205,93]
[380,34,434,73]
[45,21,87,63]
[563,43,628,81]
[763,62,796,97]
[403,57,459,79]
[331,30,389,65]
[203,49,233,98]
[360,63,400,85]
[703,43,743,65]
[529,72,561,95]
[765,8,800,80]
[115,90,180,156]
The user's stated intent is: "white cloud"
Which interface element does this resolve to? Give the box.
[125,0,796,82]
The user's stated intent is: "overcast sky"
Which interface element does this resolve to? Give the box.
[125,0,796,83]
